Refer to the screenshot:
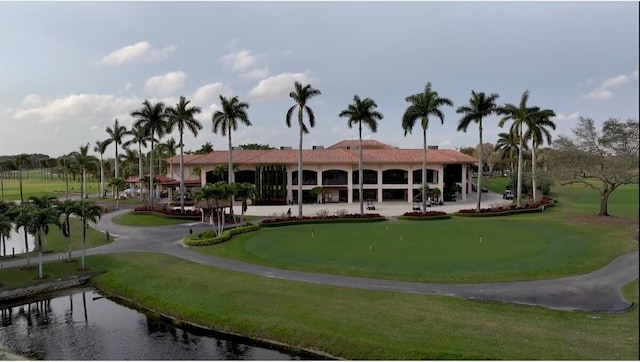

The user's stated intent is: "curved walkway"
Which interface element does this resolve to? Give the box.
[2,208,638,312]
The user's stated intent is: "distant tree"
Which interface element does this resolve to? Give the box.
[124,125,151,199]
[70,144,96,200]
[495,131,523,178]
[456,91,499,212]
[74,200,102,270]
[235,182,257,224]
[56,199,78,261]
[94,139,111,198]
[239,143,273,150]
[196,142,214,154]
[0,201,16,257]
[108,177,126,209]
[458,147,476,157]
[105,119,129,183]
[339,95,383,215]
[402,82,453,212]
[550,117,639,216]
[523,107,556,200]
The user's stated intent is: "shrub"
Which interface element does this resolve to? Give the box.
[183,224,260,246]
[456,198,555,217]
[261,213,385,227]
[334,209,349,218]
[316,209,330,218]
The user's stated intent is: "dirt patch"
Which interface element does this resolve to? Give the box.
[566,215,638,226]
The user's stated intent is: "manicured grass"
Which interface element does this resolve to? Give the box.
[194,217,636,283]
[1,170,100,202]
[0,218,113,260]
[112,211,195,226]
[474,176,511,193]
[3,252,632,360]
[0,259,98,289]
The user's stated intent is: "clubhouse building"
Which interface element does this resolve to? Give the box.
[165,139,478,204]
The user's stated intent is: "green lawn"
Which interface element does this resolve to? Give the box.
[112,211,196,226]
[1,169,100,202]
[3,252,634,360]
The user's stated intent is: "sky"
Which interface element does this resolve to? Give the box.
[0,1,638,158]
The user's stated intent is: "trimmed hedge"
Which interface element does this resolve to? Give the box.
[132,210,201,220]
[260,216,387,227]
[453,201,555,217]
[396,215,452,221]
[183,224,260,246]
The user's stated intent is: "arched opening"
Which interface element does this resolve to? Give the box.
[352,169,378,184]
[382,169,408,184]
[412,169,438,184]
[322,170,347,185]
[292,170,318,185]
[235,170,256,184]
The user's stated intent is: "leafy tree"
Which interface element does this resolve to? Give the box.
[550,117,639,216]
[498,90,538,206]
[339,95,383,215]
[458,146,476,157]
[56,199,78,261]
[105,118,129,183]
[235,182,257,224]
[195,182,234,236]
[456,91,499,212]
[196,142,214,154]
[94,139,111,198]
[71,144,96,200]
[523,107,556,200]
[131,100,167,208]
[286,81,321,218]
[402,82,453,212]
[124,125,151,199]
[0,201,15,257]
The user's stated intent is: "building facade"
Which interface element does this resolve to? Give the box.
[166,140,477,204]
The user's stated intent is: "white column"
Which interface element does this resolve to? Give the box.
[347,166,353,204]
[461,164,467,201]
[438,165,445,201]
[377,167,383,202]
[287,166,293,203]
[407,167,413,203]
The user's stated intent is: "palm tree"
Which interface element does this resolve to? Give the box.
[27,195,59,278]
[167,96,203,213]
[0,201,15,257]
[125,125,152,200]
[108,178,126,208]
[338,95,383,215]
[498,90,539,206]
[94,139,111,198]
[74,199,102,270]
[56,199,78,261]
[456,91,499,212]
[13,153,32,267]
[71,144,95,200]
[402,83,453,212]
[57,155,73,200]
[523,107,556,200]
[120,147,139,179]
[235,182,257,225]
[494,131,522,179]
[105,119,129,183]
[286,81,321,218]
[196,142,214,154]
[131,100,167,208]
[195,182,234,236]
[27,194,57,251]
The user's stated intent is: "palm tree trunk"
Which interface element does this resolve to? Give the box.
[100,157,104,198]
[81,217,86,270]
[150,137,155,209]
[67,219,72,261]
[179,133,185,213]
[1,176,4,201]
[228,130,236,223]
[64,167,69,200]
[422,129,427,212]
[516,125,524,207]
[138,143,143,201]
[476,119,483,212]
[37,231,43,279]
[298,116,304,219]
[531,140,537,201]
[19,166,31,267]
[358,123,364,216]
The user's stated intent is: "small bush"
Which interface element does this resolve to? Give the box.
[316,209,330,218]
[335,209,349,218]
[183,224,260,246]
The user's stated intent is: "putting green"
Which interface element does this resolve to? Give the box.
[199,218,618,283]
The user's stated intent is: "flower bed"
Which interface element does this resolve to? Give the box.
[261,213,386,227]
[397,211,451,221]
[455,197,555,217]
[183,224,260,246]
[133,206,201,219]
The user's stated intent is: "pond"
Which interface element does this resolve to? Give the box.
[0,289,313,360]
[1,228,35,257]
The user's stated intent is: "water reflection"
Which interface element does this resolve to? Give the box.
[0,289,307,360]
[1,227,35,256]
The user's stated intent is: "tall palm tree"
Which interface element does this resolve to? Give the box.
[456,91,499,212]
[0,201,15,257]
[27,194,57,251]
[71,144,95,200]
[235,182,257,225]
[74,199,102,270]
[105,119,129,182]
[27,195,59,278]
[13,153,32,267]
[338,95,383,215]
[57,155,73,200]
[167,96,203,213]
[108,178,126,209]
[498,90,539,206]
[494,131,522,179]
[124,125,151,199]
[56,199,78,261]
[286,81,321,218]
[131,100,167,208]
[402,83,453,212]
[523,107,556,200]
[94,139,111,198]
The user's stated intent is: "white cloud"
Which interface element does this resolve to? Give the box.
[90,125,99,130]
[220,50,257,71]
[145,71,186,95]
[602,74,629,89]
[97,41,177,66]
[192,82,233,108]
[552,112,580,121]
[13,93,142,124]
[631,70,639,80]
[583,89,613,101]
[241,68,269,80]
[248,72,315,102]
[21,94,42,107]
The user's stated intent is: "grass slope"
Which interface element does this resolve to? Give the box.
[112,211,194,226]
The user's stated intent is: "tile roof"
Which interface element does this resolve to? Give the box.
[167,140,477,166]
[328,139,397,150]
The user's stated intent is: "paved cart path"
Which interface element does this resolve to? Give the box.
[2,208,638,312]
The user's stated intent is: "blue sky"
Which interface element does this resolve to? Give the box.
[0,1,638,157]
